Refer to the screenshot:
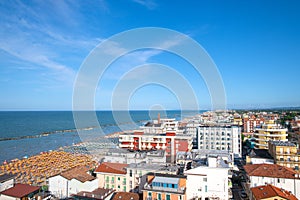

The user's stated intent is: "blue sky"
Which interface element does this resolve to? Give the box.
[0,0,299,110]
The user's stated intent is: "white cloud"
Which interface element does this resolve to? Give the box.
[132,0,157,10]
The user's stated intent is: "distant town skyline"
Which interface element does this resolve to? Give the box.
[0,1,300,110]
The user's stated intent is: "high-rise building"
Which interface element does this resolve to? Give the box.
[196,126,242,158]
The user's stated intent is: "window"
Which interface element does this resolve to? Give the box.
[277,178,280,183]
[148,192,152,197]
[158,193,162,200]
[118,177,120,181]
[130,170,132,177]
[106,184,109,188]
[118,185,120,189]
[205,185,208,192]
[123,186,126,192]
[203,177,207,182]
[166,194,171,200]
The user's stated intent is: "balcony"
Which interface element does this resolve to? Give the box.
[119,137,134,142]
[119,144,130,148]
[144,183,185,194]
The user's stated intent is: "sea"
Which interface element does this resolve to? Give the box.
[0,110,200,163]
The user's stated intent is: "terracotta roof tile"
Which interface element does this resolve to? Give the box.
[111,192,139,200]
[95,162,128,174]
[0,183,40,198]
[251,184,298,200]
[60,166,95,182]
[244,164,298,179]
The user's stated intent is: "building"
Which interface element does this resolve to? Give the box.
[246,149,274,164]
[243,116,264,133]
[142,173,187,200]
[253,120,288,149]
[111,192,139,200]
[0,183,40,200]
[103,148,166,164]
[48,166,98,198]
[176,150,234,170]
[119,131,193,163]
[94,162,128,192]
[71,188,115,200]
[197,126,242,158]
[0,174,15,193]
[184,157,230,200]
[268,140,300,171]
[244,164,300,199]
[250,184,298,200]
[126,162,178,193]
[140,117,180,134]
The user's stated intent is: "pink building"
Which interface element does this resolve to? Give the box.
[119,131,193,163]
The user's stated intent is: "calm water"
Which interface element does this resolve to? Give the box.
[0,110,200,163]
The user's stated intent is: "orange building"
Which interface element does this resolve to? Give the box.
[142,173,186,200]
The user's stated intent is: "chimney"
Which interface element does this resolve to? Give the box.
[158,113,161,124]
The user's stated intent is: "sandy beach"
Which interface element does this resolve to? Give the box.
[0,151,97,186]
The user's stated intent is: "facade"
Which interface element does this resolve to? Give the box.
[0,174,14,193]
[268,140,300,171]
[250,184,297,200]
[244,164,300,199]
[119,132,193,163]
[197,126,242,158]
[184,158,229,200]
[48,166,98,198]
[142,173,187,200]
[243,116,264,133]
[126,163,178,193]
[253,120,288,149]
[94,162,128,192]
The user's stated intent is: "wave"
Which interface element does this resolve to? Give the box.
[0,126,97,142]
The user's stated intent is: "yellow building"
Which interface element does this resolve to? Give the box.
[94,162,128,192]
[254,120,288,149]
[268,140,300,171]
[142,173,186,200]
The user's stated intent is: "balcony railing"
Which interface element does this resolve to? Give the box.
[144,184,185,194]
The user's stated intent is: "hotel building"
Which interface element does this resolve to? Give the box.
[196,126,242,158]
[253,120,288,149]
[119,131,193,163]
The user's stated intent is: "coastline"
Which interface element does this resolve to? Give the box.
[0,129,130,186]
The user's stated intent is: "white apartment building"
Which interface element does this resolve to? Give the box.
[184,157,229,200]
[197,126,242,158]
[244,164,300,199]
[48,166,98,198]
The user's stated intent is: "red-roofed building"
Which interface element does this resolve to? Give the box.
[251,184,298,200]
[0,183,40,199]
[95,162,128,192]
[244,164,300,199]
